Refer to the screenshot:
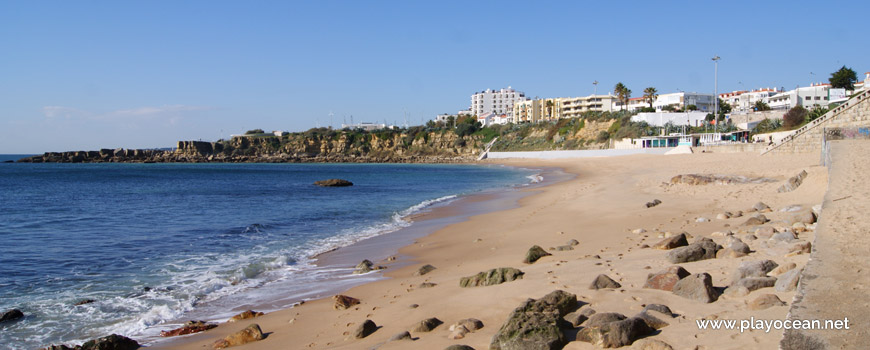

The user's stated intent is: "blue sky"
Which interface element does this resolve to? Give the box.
[1,0,867,153]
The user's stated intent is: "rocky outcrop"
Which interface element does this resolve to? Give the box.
[0,309,23,323]
[459,268,524,288]
[160,321,217,337]
[314,179,353,187]
[44,334,140,350]
[414,264,437,276]
[523,245,551,264]
[670,174,776,185]
[490,290,576,350]
[213,324,264,349]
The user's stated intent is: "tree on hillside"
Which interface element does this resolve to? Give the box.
[754,100,771,111]
[782,106,808,129]
[545,100,555,119]
[829,66,857,90]
[687,104,698,111]
[643,87,658,108]
[717,98,732,114]
[245,129,265,134]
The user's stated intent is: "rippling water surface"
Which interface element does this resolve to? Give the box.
[0,162,535,349]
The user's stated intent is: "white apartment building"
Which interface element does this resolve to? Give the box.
[652,92,715,112]
[720,88,779,113]
[765,83,832,110]
[558,94,617,117]
[471,87,528,120]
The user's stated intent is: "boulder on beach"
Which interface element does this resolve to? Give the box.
[652,233,688,250]
[412,317,443,332]
[644,266,691,291]
[523,245,551,264]
[490,290,576,350]
[666,238,721,263]
[642,304,674,317]
[728,277,777,297]
[451,318,484,332]
[585,312,627,328]
[414,264,437,276]
[577,317,655,348]
[53,334,140,350]
[160,321,217,337]
[388,331,412,341]
[227,310,264,322]
[314,179,353,187]
[214,324,264,349]
[352,319,378,339]
[0,309,24,323]
[589,274,621,290]
[353,259,374,274]
[775,268,802,292]
[459,267,524,288]
[672,273,718,303]
[445,345,475,350]
[631,338,674,350]
[645,199,662,208]
[333,295,360,310]
[747,294,786,310]
[731,260,779,283]
[635,310,670,330]
[778,170,808,193]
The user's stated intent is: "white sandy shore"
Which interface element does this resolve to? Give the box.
[152,151,826,350]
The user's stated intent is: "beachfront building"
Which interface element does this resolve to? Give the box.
[514,95,616,123]
[471,87,528,121]
[720,88,780,113]
[765,83,832,110]
[512,99,545,123]
[476,112,510,126]
[558,94,617,117]
[652,92,715,112]
[630,112,710,127]
[341,122,386,131]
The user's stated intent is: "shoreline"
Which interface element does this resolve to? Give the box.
[145,164,567,348]
[152,152,826,350]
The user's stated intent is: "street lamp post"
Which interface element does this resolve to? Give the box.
[593,80,599,95]
[712,55,720,135]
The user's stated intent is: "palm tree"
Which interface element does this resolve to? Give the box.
[643,87,658,108]
[614,83,628,111]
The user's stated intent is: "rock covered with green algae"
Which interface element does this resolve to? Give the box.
[459,267,524,288]
[489,290,577,350]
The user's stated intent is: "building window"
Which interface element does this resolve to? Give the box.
[805,96,811,101]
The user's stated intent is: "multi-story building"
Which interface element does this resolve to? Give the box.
[512,95,616,123]
[652,92,715,112]
[765,83,832,110]
[471,87,528,120]
[720,88,779,112]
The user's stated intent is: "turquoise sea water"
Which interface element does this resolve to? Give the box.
[0,161,537,349]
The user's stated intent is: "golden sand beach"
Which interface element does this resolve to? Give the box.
[154,151,825,350]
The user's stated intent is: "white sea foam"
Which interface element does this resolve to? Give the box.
[527,174,543,183]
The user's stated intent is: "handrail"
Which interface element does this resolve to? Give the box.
[761,90,869,155]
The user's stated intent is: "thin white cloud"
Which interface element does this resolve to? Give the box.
[113,105,212,116]
[42,106,89,119]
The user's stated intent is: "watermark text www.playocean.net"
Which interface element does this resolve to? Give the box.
[696,317,850,333]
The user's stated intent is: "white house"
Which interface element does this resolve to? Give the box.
[630,112,711,127]
[471,87,528,120]
[765,83,833,110]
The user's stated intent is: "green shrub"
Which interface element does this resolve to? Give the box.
[783,106,808,129]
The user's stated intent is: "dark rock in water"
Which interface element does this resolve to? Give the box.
[672,273,718,303]
[412,317,443,332]
[445,345,475,350]
[354,259,373,274]
[645,199,662,208]
[414,264,437,276]
[459,267,524,288]
[589,274,621,290]
[1,309,24,323]
[578,317,655,348]
[74,299,96,306]
[333,295,360,310]
[353,319,378,339]
[214,324,264,348]
[388,331,412,341]
[523,245,551,264]
[314,179,353,187]
[644,266,691,291]
[79,334,140,350]
[2,160,13,163]
[489,290,577,350]
[160,321,217,337]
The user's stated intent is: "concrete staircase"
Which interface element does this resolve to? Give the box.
[477,137,499,161]
[761,89,870,155]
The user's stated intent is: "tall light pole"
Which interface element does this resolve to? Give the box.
[593,80,599,95]
[712,55,720,134]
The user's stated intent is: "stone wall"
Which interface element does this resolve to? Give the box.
[764,90,870,157]
[701,143,769,154]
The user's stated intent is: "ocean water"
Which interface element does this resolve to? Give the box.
[0,162,537,349]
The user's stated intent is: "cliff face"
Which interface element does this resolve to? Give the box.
[20,130,484,163]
